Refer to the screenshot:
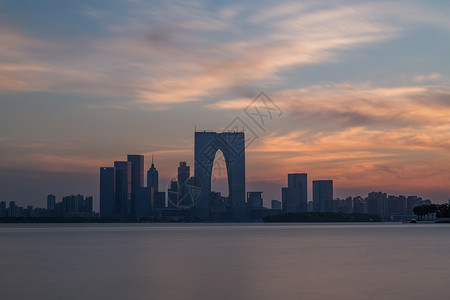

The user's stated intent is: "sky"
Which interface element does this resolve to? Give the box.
[1,0,450,210]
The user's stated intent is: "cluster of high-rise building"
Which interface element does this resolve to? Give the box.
[100,154,165,219]
[278,172,431,221]
[97,130,435,221]
[279,173,432,221]
[281,173,334,214]
[331,193,431,221]
[0,194,94,218]
[99,151,271,221]
[46,194,94,218]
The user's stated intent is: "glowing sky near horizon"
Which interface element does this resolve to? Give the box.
[1,0,450,208]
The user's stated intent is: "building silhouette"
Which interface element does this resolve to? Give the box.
[281,187,288,213]
[366,192,387,219]
[352,196,367,214]
[313,180,333,212]
[100,167,115,218]
[178,161,190,187]
[47,194,56,211]
[194,131,246,220]
[271,200,281,210]
[58,194,93,217]
[247,192,263,208]
[0,201,6,218]
[127,155,144,213]
[134,187,151,219]
[100,154,167,219]
[283,173,307,213]
[147,155,159,193]
[168,179,179,208]
[114,161,132,218]
[177,161,190,206]
[406,196,422,215]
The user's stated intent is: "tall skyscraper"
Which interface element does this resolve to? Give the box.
[100,167,115,218]
[177,161,190,206]
[178,161,190,186]
[286,173,307,213]
[127,154,144,192]
[313,180,333,212]
[114,161,132,218]
[127,154,144,217]
[147,155,159,193]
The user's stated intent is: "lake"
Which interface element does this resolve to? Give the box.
[0,223,449,300]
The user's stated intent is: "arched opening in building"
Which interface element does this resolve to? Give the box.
[210,149,229,198]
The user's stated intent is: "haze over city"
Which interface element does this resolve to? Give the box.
[1,0,450,210]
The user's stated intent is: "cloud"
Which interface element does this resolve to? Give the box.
[2,0,446,106]
[414,73,441,82]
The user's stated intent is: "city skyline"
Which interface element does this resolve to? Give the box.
[1,1,450,209]
[0,131,437,221]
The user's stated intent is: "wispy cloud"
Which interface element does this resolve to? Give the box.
[2,1,448,107]
[414,73,442,82]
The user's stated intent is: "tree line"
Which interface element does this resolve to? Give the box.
[413,204,450,220]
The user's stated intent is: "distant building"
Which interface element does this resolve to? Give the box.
[168,180,179,208]
[422,199,432,206]
[177,162,190,206]
[128,154,144,217]
[387,195,406,219]
[100,167,115,218]
[247,192,263,208]
[271,200,281,210]
[47,194,56,211]
[8,201,17,218]
[134,187,151,219]
[313,180,333,212]
[345,197,353,214]
[59,194,93,217]
[283,173,307,213]
[0,201,6,218]
[281,187,288,213]
[307,201,313,212]
[86,196,93,214]
[366,192,387,219]
[332,198,352,214]
[114,161,132,218]
[147,155,159,193]
[154,192,166,209]
[209,192,230,220]
[352,196,367,214]
[406,196,422,215]
[178,161,190,187]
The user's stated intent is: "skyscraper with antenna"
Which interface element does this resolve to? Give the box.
[147,154,159,193]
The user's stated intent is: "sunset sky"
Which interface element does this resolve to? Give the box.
[1,0,450,209]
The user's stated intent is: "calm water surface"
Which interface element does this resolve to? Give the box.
[0,223,449,300]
